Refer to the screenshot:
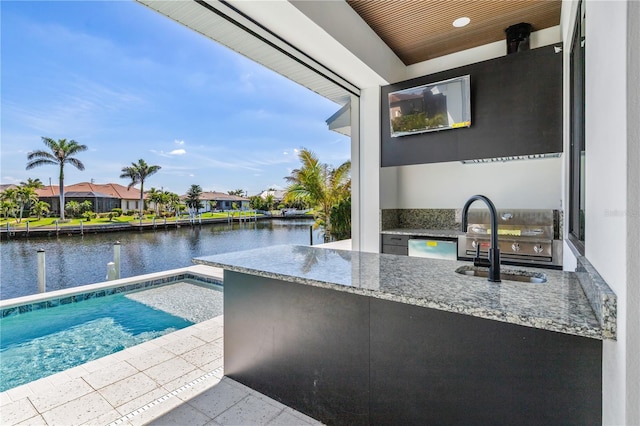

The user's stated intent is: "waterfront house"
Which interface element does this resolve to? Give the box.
[36,182,141,215]
[181,191,250,213]
[135,1,638,423]
[256,189,286,205]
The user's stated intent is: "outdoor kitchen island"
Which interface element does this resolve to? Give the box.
[194,245,606,425]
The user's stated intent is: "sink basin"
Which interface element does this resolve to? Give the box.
[455,265,547,283]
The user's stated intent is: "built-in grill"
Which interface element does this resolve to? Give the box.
[457,209,562,268]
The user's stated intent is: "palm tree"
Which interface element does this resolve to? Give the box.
[1,200,17,221]
[165,192,181,214]
[14,186,39,223]
[1,188,18,221]
[185,184,204,215]
[159,191,173,215]
[120,159,161,223]
[147,187,163,217]
[228,189,245,196]
[26,137,87,220]
[64,201,82,219]
[264,194,275,212]
[31,201,50,220]
[249,195,265,211]
[20,178,45,189]
[284,148,351,242]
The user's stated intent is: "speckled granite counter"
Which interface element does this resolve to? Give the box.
[194,245,608,340]
[381,228,463,238]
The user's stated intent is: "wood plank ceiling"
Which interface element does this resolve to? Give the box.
[346,0,562,65]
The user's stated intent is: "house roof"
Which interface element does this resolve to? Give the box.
[35,182,141,200]
[0,184,19,193]
[256,189,287,201]
[35,185,58,197]
[64,191,118,199]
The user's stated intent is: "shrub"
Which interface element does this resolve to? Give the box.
[81,211,97,221]
[65,201,82,218]
[111,208,122,217]
[330,197,351,241]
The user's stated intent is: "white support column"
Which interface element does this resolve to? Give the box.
[351,87,381,253]
[626,2,640,423]
[350,94,361,251]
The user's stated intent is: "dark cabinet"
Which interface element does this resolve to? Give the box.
[381,234,410,255]
[224,271,602,425]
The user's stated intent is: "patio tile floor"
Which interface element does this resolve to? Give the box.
[0,315,322,426]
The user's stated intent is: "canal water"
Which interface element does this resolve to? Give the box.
[0,219,322,300]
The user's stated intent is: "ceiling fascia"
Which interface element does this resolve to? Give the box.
[288,1,406,84]
[224,0,406,88]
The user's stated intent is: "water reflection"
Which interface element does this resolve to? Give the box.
[0,219,320,300]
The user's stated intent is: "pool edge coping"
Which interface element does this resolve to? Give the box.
[0,265,224,314]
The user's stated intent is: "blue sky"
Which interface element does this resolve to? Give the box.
[0,1,349,195]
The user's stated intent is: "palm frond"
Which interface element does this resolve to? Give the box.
[26,158,58,170]
[26,150,57,161]
[66,157,85,171]
[64,140,88,155]
[40,137,60,152]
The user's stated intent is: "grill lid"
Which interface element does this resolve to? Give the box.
[463,209,556,240]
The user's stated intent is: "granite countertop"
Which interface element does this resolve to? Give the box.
[381,228,464,238]
[194,245,605,340]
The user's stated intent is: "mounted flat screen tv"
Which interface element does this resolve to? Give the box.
[389,75,471,137]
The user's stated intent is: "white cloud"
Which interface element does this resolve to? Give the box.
[283,151,288,155]
[293,148,299,153]
[174,139,185,145]
[150,148,187,158]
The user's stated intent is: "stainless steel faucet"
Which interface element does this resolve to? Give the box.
[461,195,501,282]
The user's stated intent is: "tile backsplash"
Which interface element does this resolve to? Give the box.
[382,208,564,235]
[382,209,460,230]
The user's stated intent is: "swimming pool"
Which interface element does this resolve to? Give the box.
[0,271,223,392]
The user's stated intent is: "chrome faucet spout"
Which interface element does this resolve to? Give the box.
[461,195,501,282]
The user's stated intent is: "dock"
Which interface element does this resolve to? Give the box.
[0,213,311,240]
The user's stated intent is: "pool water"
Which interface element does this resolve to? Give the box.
[0,292,193,391]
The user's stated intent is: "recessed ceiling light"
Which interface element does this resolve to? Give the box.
[453,17,471,28]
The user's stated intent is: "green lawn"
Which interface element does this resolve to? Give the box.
[0,211,264,228]
[0,216,135,228]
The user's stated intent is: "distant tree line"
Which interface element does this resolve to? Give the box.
[6,137,353,240]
